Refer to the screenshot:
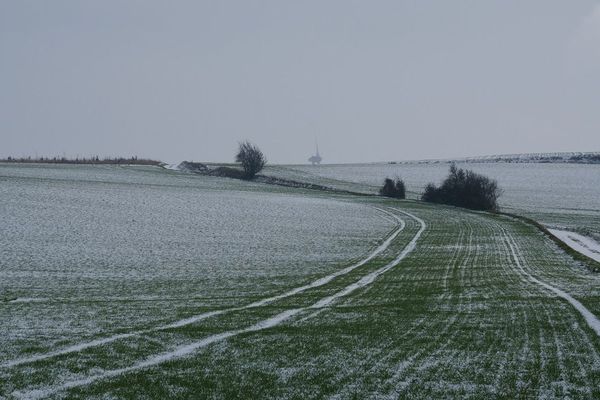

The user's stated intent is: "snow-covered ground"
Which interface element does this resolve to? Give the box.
[2,163,600,399]
[11,209,425,399]
[0,163,395,363]
[549,229,600,263]
[271,162,600,211]
[268,162,600,238]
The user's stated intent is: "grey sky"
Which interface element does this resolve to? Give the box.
[1,1,599,164]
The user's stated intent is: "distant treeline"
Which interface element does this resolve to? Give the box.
[464,153,600,164]
[0,156,162,166]
[387,152,600,165]
[564,153,600,163]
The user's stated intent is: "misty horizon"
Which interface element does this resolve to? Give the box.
[2,148,600,167]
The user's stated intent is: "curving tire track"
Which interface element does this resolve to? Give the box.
[12,209,427,399]
[502,229,600,337]
[1,207,404,369]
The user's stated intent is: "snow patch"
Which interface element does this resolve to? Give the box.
[7,297,50,303]
[548,229,600,263]
[161,163,181,171]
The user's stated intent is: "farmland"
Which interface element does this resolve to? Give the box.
[1,163,600,399]
[267,162,600,239]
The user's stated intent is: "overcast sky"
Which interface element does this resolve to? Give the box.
[2,1,600,164]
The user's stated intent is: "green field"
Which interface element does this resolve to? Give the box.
[1,164,599,399]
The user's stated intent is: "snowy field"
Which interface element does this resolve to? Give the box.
[1,163,600,398]
[267,162,600,238]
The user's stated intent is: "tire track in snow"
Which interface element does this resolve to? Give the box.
[503,229,600,337]
[12,209,427,399]
[337,211,468,396]
[309,210,425,310]
[498,227,599,393]
[441,218,466,295]
[344,214,472,399]
[353,214,468,393]
[1,207,405,370]
[388,217,478,395]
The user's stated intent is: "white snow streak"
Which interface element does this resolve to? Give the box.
[12,209,426,399]
[548,229,600,263]
[7,297,50,303]
[311,210,425,309]
[504,232,600,337]
[2,207,404,369]
[161,163,180,171]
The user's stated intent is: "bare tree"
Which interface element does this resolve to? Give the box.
[235,141,266,179]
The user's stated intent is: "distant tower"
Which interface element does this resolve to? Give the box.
[308,141,322,165]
